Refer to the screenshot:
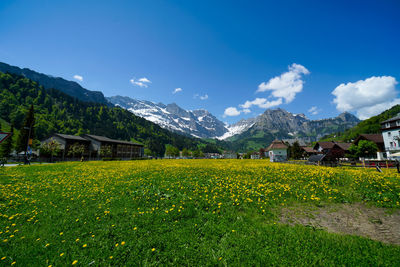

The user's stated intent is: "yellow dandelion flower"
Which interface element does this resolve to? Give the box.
[109,256,113,259]
[60,253,64,257]
[152,248,156,251]
[115,243,119,247]
[83,244,87,248]
[1,257,6,260]
[121,241,126,246]
[72,260,78,265]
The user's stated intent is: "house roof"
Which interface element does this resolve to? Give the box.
[314,141,351,151]
[335,142,352,151]
[315,141,336,149]
[354,134,384,144]
[381,114,400,124]
[54,133,89,142]
[82,134,143,146]
[267,140,288,150]
[308,154,326,162]
[301,146,317,153]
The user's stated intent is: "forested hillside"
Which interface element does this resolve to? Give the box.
[320,105,400,142]
[0,72,208,155]
[0,62,109,104]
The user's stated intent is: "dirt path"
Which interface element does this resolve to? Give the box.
[279,203,400,246]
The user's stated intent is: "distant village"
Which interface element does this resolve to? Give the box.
[3,113,400,168]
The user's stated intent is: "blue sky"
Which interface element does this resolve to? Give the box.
[0,0,399,123]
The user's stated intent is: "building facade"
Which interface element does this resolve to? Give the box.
[353,134,385,160]
[381,114,400,157]
[266,140,288,162]
[41,133,144,160]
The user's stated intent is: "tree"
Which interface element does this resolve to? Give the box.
[182,148,190,157]
[100,145,112,157]
[165,145,179,158]
[192,149,200,158]
[68,143,86,158]
[291,141,303,160]
[148,139,165,158]
[40,138,61,162]
[16,105,35,154]
[144,148,153,157]
[0,124,14,158]
[259,148,266,159]
[348,140,378,159]
[198,150,204,158]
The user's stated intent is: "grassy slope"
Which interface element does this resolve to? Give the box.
[1,160,399,266]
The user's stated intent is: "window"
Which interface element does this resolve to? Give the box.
[388,132,392,137]
[390,142,394,147]
[397,121,400,126]
[386,123,391,128]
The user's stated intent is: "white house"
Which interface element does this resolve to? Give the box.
[381,114,400,157]
[266,140,288,162]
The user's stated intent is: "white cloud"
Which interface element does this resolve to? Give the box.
[332,76,399,119]
[242,108,251,114]
[240,97,283,109]
[223,107,241,117]
[308,106,320,115]
[172,88,182,94]
[257,63,310,103]
[138,77,151,83]
[73,75,83,82]
[194,93,209,100]
[130,77,151,88]
[200,94,208,100]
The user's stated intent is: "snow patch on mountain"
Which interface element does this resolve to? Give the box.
[107,96,231,139]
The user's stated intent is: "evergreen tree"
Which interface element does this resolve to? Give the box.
[291,141,303,160]
[0,124,14,158]
[182,148,190,157]
[16,105,35,153]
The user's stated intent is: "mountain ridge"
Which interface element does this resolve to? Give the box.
[0,62,109,105]
[227,108,360,151]
[107,95,230,138]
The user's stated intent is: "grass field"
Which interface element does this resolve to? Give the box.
[1,160,400,266]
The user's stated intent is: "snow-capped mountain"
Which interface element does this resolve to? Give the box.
[107,96,230,138]
[108,96,360,143]
[217,118,256,140]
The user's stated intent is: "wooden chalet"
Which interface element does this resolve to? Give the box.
[313,141,352,160]
[300,146,318,158]
[82,134,144,159]
[41,133,91,160]
[353,134,385,160]
[41,133,144,160]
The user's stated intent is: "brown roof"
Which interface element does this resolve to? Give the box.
[301,146,317,153]
[335,142,352,151]
[354,134,383,144]
[314,141,352,151]
[267,140,288,151]
[315,141,335,149]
